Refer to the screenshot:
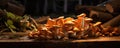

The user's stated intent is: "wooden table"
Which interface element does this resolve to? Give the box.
[0,37,120,48]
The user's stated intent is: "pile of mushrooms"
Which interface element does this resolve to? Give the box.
[28,13,120,40]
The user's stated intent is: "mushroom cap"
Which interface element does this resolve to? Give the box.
[73,27,80,31]
[64,21,75,25]
[77,13,86,17]
[85,18,93,21]
[93,22,102,26]
[58,16,64,19]
[41,27,48,30]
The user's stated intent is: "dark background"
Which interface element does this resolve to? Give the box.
[15,0,108,16]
